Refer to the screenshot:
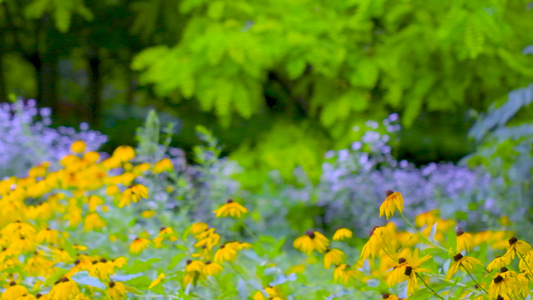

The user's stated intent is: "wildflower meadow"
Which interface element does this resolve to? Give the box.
[1,1,533,299]
[0,98,532,300]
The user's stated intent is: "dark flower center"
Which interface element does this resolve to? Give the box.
[227,199,233,203]
[509,237,518,245]
[453,253,463,262]
[306,231,316,239]
[109,281,115,288]
[382,293,390,299]
[404,266,413,276]
[455,227,464,236]
[493,275,503,284]
[386,190,394,197]
[500,267,508,273]
[398,258,406,264]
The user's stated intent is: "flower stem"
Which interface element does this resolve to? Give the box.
[416,272,445,300]
[461,263,487,294]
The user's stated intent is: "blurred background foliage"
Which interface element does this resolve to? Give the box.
[1,0,533,190]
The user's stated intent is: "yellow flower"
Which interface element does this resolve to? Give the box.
[129,237,150,254]
[203,261,223,276]
[148,273,165,289]
[106,185,120,196]
[332,227,353,241]
[113,146,135,162]
[84,213,106,232]
[382,294,400,300]
[2,283,29,300]
[487,255,512,272]
[71,141,86,153]
[184,259,206,286]
[118,184,149,208]
[213,199,248,218]
[153,158,173,173]
[387,248,431,287]
[213,244,237,263]
[293,231,329,254]
[253,286,283,300]
[324,248,345,269]
[35,228,59,244]
[505,237,532,260]
[141,210,156,218]
[379,190,404,219]
[333,264,357,284]
[106,281,127,299]
[48,278,80,300]
[455,227,473,252]
[489,274,521,300]
[360,225,395,260]
[446,253,483,280]
[191,223,209,236]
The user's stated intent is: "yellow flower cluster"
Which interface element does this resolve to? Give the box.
[0,141,177,299]
[291,190,533,299]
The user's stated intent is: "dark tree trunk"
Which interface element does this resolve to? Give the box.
[29,52,59,112]
[88,48,101,126]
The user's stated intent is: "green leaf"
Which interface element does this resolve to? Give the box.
[71,271,106,289]
[125,258,161,274]
[54,7,71,33]
[167,253,187,270]
[125,275,151,289]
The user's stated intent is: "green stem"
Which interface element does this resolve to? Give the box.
[461,263,487,294]
[239,219,258,240]
[416,272,445,300]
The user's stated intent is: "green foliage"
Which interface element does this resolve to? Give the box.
[24,0,93,32]
[464,83,533,223]
[132,0,533,128]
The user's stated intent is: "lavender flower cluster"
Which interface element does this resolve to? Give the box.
[0,100,107,178]
[270,114,502,236]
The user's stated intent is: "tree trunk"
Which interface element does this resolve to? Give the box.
[88,48,101,126]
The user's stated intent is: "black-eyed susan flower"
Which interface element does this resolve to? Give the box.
[203,261,223,276]
[332,227,353,241]
[324,248,345,269]
[2,282,29,300]
[106,281,127,299]
[148,273,165,289]
[333,264,358,284]
[129,237,150,254]
[360,225,395,260]
[213,199,248,218]
[118,184,148,208]
[191,222,209,236]
[184,259,206,286]
[455,227,473,252]
[505,237,532,260]
[83,213,106,232]
[498,267,517,279]
[293,231,329,255]
[488,255,512,272]
[387,248,431,287]
[382,294,400,300]
[213,244,237,263]
[379,190,404,219]
[446,253,483,280]
[48,278,80,300]
[489,274,521,300]
[252,286,283,300]
[153,226,178,247]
